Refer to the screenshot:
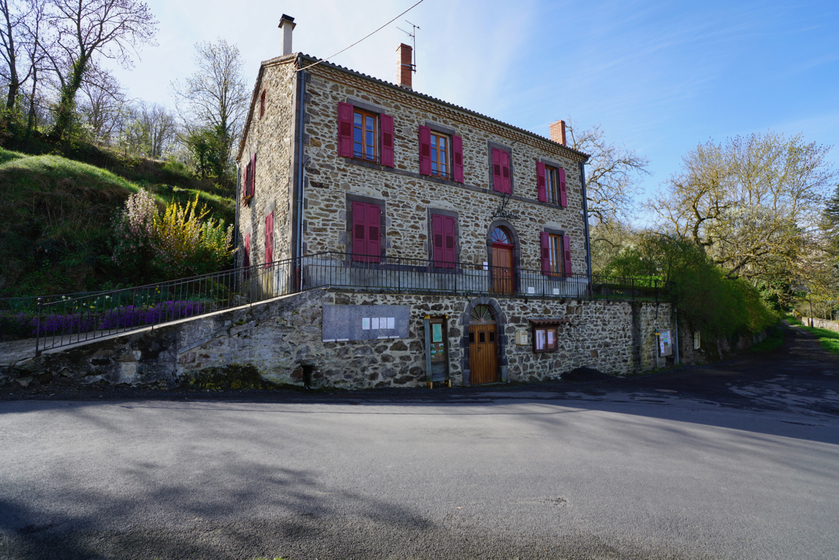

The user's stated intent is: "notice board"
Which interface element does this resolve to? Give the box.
[322,304,410,342]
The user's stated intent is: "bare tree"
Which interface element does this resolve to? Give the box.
[77,62,126,144]
[0,0,25,110]
[46,0,157,141]
[172,38,247,181]
[648,132,837,298]
[566,119,650,227]
[119,100,176,158]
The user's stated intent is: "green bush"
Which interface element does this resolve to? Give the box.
[605,234,778,339]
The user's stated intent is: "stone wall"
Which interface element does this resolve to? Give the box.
[5,289,673,391]
[801,317,839,332]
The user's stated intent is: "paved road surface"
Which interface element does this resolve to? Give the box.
[1,324,838,559]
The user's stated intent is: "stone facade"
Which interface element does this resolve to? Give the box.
[237,53,589,276]
[3,289,673,390]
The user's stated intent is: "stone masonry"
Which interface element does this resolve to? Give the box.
[4,289,673,391]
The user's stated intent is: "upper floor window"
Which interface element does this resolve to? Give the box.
[259,89,267,118]
[242,153,256,204]
[337,102,394,167]
[537,161,567,206]
[353,108,377,161]
[419,126,463,182]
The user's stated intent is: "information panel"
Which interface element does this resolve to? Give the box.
[322,304,411,342]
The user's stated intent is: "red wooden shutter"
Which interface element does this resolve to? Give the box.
[536,162,546,202]
[243,233,251,268]
[366,204,381,263]
[540,232,551,275]
[492,148,503,192]
[432,214,456,268]
[337,102,353,157]
[452,135,464,183]
[380,113,394,167]
[418,126,431,175]
[559,167,567,207]
[563,235,573,277]
[501,150,511,193]
[264,212,274,264]
[352,202,381,263]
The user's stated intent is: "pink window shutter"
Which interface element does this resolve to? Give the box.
[443,215,456,267]
[536,161,546,202]
[559,167,567,207]
[418,126,431,175]
[492,148,502,192]
[452,135,464,183]
[352,201,367,261]
[563,235,573,277]
[366,204,381,263]
[501,151,511,193]
[380,113,394,167]
[337,102,354,157]
[540,232,551,275]
[243,233,251,268]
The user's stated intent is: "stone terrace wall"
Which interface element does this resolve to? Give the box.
[5,289,672,391]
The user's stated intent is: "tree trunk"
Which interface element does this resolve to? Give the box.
[49,56,88,141]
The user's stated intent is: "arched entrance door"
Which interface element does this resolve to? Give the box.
[469,305,498,385]
[491,227,514,295]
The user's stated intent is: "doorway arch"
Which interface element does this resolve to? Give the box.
[462,298,507,386]
[486,221,520,295]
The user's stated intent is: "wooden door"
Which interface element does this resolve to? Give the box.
[492,245,514,294]
[469,323,498,385]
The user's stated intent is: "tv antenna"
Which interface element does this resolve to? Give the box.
[397,20,420,73]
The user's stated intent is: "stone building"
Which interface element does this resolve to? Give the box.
[233,16,670,389]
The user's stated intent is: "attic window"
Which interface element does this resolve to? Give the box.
[259,89,267,118]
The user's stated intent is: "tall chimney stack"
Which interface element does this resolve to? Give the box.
[397,43,413,90]
[279,14,296,56]
[550,119,567,146]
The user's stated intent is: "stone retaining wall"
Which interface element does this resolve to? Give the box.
[801,317,839,332]
[2,289,673,391]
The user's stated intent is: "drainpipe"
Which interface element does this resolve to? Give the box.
[233,161,240,273]
[579,161,593,295]
[292,59,307,289]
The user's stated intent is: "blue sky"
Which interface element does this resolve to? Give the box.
[108,0,839,221]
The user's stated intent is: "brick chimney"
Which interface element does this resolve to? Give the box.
[550,119,567,145]
[397,43,413,90]
[279,14,296,56]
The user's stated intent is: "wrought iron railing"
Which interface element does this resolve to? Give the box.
[11,253,668,354]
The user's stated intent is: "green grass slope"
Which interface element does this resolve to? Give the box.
[0,147,235,297]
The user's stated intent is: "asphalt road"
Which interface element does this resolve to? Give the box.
[1,324,838,559]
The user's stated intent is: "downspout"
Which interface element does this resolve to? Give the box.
[233,161,240,273]
[292,58,307,290]
[579,161,593,294]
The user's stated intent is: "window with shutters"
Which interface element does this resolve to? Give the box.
[540,231,572,278]
[259,89,267,118]
[431,212,457,268]
[419,126,463,182]
[349,200,382,263]
[491,147,512,193]
[337,102,394,167]
[537,161,566,207]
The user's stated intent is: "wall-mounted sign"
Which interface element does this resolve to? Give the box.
[323,305,410,342]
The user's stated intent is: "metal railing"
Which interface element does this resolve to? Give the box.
[12,253,668,354]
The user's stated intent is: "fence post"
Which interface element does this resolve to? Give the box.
[35,298,42,357]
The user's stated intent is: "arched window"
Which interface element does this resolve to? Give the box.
[491,227,512,246]
[470,305,495,324]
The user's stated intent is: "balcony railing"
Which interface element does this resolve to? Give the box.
[11,252,667,354]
